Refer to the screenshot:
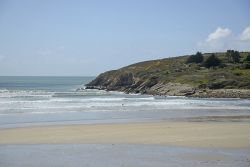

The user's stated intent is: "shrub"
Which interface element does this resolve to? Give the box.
[241,63,250,69]
[226,50,240,63]
[243,53,250,63]
[186,52,203,64]
[204,54,221,68]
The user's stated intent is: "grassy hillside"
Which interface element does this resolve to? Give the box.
[86,51,250,97]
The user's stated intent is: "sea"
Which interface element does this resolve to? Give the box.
[0,76,250,128]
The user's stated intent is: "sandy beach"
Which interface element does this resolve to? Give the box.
[1,121,250,148]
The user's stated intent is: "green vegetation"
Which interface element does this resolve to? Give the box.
[186,52,203,64]
[244,53,250,62]
[87,51,250,93]
[204,54,221,68]
[242,53,250,69]
[226,50,240,63]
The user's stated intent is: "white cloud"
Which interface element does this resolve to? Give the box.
[198,26,250,52]
[240,26,250,41]
[206,27,232,42]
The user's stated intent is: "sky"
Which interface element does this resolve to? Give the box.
[0,0,249,76]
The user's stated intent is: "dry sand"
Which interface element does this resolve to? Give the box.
[0,122,250,148]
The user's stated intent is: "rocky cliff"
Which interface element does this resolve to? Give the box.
[86,52,250,98]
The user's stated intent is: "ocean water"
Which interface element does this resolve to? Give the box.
[0,76,250,128]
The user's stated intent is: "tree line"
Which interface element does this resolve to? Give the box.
[186,50,250,69]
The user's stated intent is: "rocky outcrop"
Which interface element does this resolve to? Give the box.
[85,71,250,98]
[147,82,195,96]
[86,72,197,96]
[192,89,250,98]
[85,52,250,98]
[86,71,134,91]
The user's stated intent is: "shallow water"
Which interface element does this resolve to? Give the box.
[0,144,249,167]
[0,76,250,128]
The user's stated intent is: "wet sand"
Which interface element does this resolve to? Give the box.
[1,144,249,167]
[0,121,250,148]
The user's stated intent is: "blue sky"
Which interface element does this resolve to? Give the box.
[0,0,249,76]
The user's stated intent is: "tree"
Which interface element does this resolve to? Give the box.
[243,53,250,63]
[204,54,221,68]
[242,53,250,69]
[233,51,240,63]
[226,50,233,62]
[226,50,240,63]
[186,52,204,63]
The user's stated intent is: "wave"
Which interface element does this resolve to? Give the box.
[0,89,52,98]
[52,91,122,97]
[1,98,250,112]
[0,96,155,105]
[1,88,250,116]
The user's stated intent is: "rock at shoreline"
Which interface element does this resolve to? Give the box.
[86,52,250,98]
[192,89,250,98]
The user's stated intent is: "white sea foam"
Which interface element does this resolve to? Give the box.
[1,88,250,115]
[0,89,52,98]
[1,97,250,113]
[1,76,250,128]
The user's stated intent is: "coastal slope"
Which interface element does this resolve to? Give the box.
[86,51,250,98]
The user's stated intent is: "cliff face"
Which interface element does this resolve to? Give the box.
[87,71,134,90]
[86,73,195,96]
[86,52,250,98]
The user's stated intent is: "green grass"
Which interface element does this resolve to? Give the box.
[232,69,250,75]
[89,51,250,89]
